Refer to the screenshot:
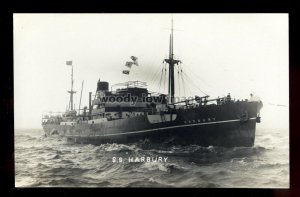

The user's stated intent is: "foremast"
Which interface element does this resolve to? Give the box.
[164,17,181,104]
[66,61,76,111]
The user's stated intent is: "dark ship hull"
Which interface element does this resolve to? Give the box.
[42,19,263,147]
[43,101,260,147]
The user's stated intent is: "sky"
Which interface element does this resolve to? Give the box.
[14,14,289,129]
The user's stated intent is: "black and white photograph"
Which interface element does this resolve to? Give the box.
[14,13,289,188]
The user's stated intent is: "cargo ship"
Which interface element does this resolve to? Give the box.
[42,19,263,147]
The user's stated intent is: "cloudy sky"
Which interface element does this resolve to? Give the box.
[14,14,288,129]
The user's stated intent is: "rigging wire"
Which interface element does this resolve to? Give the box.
[154,63,166,92]
[180,67,186,97]
[181,70,209,96]
[184,76,193,97]
[175,64,181,97]
[163,63,167,93]
[158,66,164,93]
[143,59,211,98]
[148,64,163,87]
[172,63,191,97]
[143,52,165,85]
[183,63,222,96]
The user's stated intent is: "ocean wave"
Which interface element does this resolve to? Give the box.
[216,169,232,176]
[43,167,89,176]
[51,154,61,159]
[90,143,139,154]
[36,163,49,168]
[126,178,170,187]
[165,163,187,173]
[15,134,38,142]
[203,182,220,188]
[15,128,289,188]
[140,162,168,172]
[255,162,288,169]
[45,177,84,186]
[131,161,186,174]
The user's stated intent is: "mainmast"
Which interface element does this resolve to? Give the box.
[66,61,76,111]
[164,17,181,104]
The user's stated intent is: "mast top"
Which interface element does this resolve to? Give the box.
[66,60,76,111]
[171,16,173,59]
[164,17,181,104]
[165,16,180,64]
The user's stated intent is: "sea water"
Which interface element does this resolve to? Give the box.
[15,105,289,188]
